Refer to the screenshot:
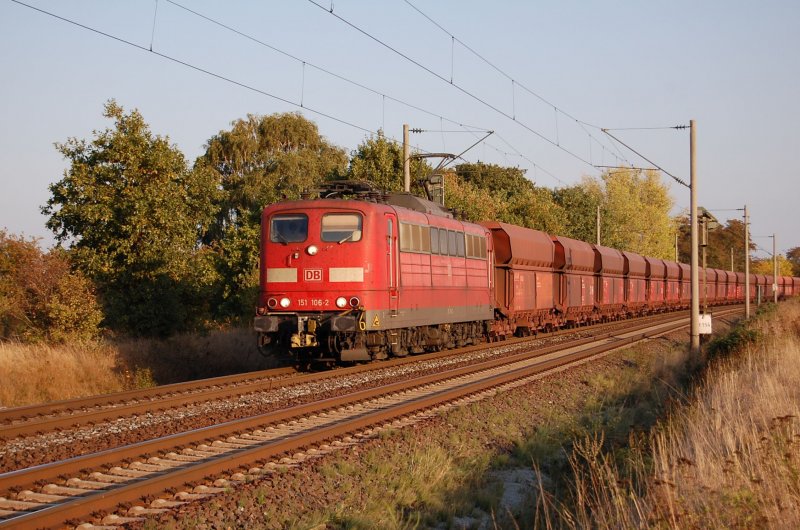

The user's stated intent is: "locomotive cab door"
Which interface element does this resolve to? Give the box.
[386,214,399,315]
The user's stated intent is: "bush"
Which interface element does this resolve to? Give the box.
[0,231,103,342]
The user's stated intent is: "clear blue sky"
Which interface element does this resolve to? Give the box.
[2,1,798,257]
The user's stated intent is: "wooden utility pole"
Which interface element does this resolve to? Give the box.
[744,205,750,319]
[690,119,700,354]
[403,124,411,193]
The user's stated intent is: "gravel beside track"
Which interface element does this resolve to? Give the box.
[0,310,715,473]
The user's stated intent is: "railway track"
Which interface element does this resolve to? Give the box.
[0,308,712,443]
[0,308,742,529]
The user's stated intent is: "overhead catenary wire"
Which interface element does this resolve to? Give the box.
[601,129,690,188]
[307,0,612,173]
[164,0,568,184]
[164,1,492,134]
[401,0,629,167]
[9,0,507,166]
[10,1,377,133]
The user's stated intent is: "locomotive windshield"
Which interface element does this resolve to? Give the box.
[270,214,308,243]
[321,213,362,243]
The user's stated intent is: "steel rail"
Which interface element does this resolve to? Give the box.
[0,310,743,528]
[0,367,297,425]
[0,308,709,441]
[2,310,720,493]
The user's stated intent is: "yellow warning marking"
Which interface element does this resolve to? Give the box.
[372,315,381,328]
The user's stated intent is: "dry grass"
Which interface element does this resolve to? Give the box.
[0,327,275,408]
[539,300,800,529]
[0,341,125,407]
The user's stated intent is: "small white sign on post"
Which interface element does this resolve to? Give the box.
[699,314,713,335]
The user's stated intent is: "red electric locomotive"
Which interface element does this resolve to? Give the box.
[254,181,494,363]
[254,181,799,365]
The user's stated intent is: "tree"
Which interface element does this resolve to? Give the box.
[200,113,348,320]
[43,100,217,336]
[676,217,754,270]
[787,247,800,276]
[0,231,103,342]
[450,162,565,232]
[552,180,603,242]
[347,131,430,193]
[751,256,794,276]
[585,169,674,257]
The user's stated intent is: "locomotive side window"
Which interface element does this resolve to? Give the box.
[270,214,308,243]
[439,229,449,256]
[399,222,432,253]
[448,231,458,256]
[419,226,431,252]
[456,232,466,257]
[321,213,362,243]
[430,227,439,254]
[400,223,411,251]
[465,234,487,259]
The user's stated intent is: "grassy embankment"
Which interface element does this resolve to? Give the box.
[0,328,273,408]
[147,305,795,529]
[536,299,800,528]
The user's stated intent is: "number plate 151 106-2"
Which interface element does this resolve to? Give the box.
[296,299,330,307]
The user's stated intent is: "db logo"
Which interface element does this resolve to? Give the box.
[304,269,323,282]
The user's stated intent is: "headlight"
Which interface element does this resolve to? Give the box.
[279,297,291,308]
[307,245,318,256]
[335,296,348,308]
[267,298,278,309]
[349,296,361,308]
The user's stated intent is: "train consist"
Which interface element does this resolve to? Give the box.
[254,181,798,363]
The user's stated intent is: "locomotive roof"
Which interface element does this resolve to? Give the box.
[384,192,454,219]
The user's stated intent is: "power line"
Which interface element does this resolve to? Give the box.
[401,0,629,167]
[10,0,376,135]
[165,1,492,135]
[602,125,689,131]
[11,0,575,187]
[10,0,499,168]
[307,0,615,173]
[164,1,569,185]
[601,129,689,188]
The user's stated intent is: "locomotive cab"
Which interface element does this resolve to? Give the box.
[254,199,391,362]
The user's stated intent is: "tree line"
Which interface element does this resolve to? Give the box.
[3,100,796,342]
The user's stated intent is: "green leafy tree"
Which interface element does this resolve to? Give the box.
[552,180,603,242]
[0,231,103,342]
[450,162,565,232]
[200,113,348,320]
[787,247,800,276]
[442,171,500,222]
[751,256,794,276]
[676,217,754,270]
[584,169,674,257]
[347,131,430,194]
[43,100,217,336]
